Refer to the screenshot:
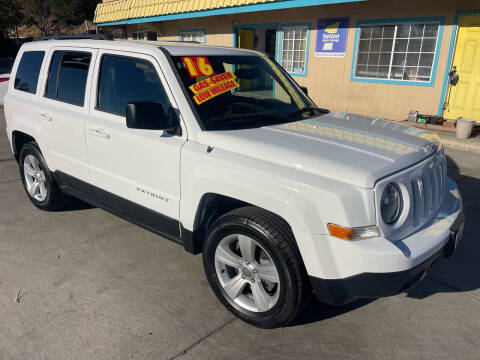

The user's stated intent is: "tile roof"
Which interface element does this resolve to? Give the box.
[94,0,280,24]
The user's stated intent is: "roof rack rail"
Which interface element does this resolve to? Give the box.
[117,39,201,45]
[156,40,201,44]
[33,34,113,41]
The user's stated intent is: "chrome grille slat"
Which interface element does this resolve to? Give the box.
[438,156,444,205]
[415,176,425,221]
[440,157,446,203]
[433,163,440,208]
[417,153,445,220]
[411,180,418,226]
[424,172,433,217]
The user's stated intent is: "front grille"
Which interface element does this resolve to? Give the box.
[410,152,446,226]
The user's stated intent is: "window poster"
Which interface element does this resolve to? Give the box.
[315,17,349,57]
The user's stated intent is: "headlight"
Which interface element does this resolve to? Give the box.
[381,183,402,225]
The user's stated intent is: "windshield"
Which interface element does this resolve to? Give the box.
[171,55,326,130]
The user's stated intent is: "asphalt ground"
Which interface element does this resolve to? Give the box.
[0,107,479,359]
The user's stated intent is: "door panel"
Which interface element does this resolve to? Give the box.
[473,84,480,111]
[444,15,480,122]
[461,39,476,72]
[86,50,185,229]
[452,81,468,110]
[39,48,97,182]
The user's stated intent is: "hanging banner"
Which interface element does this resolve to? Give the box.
[315,17,349,57]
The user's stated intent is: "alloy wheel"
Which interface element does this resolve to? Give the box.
[23,154,48,202]
[214,234,280,313]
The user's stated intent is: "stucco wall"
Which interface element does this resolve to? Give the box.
[102,0,479,121]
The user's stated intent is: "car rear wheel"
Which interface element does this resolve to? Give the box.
[203,206,310,328]
[19,142,69,211]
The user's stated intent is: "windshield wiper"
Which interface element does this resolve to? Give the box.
[286,106,329,119]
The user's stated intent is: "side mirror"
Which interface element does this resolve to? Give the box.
[300,86,308,96]
[126,102,180,132]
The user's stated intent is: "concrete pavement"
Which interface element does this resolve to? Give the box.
[0,107,479,359]
[434,129,480,154]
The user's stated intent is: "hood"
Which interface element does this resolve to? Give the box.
[196,112,442,188]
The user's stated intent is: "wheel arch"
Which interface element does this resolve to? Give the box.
[182,192,301,255]
[11,130,37,162]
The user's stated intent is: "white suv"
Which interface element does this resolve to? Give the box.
[4,38,464,328]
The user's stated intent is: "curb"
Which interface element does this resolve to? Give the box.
[439,136,480,153]
[394,118,480,153]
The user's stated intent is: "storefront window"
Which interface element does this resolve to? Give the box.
[179,30,206,44]
[146,31,158,41]
[131,31,157,41]
[354,21,440,83]
[131,31,145,40]
[279,25,309,76]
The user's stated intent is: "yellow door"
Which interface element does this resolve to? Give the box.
[444,14,480,122]
[237,29,255,90]
[238,29,254,50]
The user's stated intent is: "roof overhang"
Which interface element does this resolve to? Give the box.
[96,0,365,26]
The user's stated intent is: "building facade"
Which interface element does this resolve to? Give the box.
[94,0,480,122]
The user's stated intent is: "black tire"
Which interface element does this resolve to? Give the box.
[203,206,310,328]
[19,142,69,211]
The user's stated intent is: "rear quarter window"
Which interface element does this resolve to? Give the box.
[14,51,45,94]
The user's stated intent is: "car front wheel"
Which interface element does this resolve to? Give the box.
[203,206,310,328]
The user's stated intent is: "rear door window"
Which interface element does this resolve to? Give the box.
[97,54,169,116]
[14,51,45,94]
[45,51,62,98]
[45,51,92,106]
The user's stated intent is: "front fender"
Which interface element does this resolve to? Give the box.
[180,141,376,236]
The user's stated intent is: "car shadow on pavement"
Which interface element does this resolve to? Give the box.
[405,154,480,299]
[290,297,375,326]
[61,196,95,211]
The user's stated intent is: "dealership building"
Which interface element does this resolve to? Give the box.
[94,0,480,122]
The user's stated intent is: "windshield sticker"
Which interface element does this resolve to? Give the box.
[189,71,240,105]
[182,56,216,78]
[189,71,237,94]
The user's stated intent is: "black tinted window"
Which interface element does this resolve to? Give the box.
[45,51,91,106]
[97,55,169,115]
[0,58,14,74]
[45,51,62,98]
[14,51,45,94]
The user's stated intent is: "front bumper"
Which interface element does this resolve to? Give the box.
[305,178,464,306]
[311,211,464,306]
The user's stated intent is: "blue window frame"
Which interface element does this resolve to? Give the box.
[278,23,311,77]
[178,29,206,44]
[351,17,445,87]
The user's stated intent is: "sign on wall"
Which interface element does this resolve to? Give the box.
[315,17,349,57]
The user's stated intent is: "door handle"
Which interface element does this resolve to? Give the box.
[90,128,111,139]
[38,113,52,122]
